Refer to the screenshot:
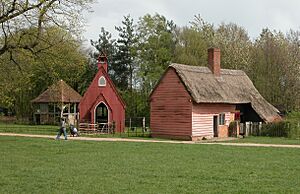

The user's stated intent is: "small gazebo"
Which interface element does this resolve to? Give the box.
[31,80,82,125]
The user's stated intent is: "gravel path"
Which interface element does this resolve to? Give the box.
[1,132,300,148]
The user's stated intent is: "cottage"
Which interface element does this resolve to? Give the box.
[79,52,126,132]
[149,48,281,140]
[32,80,82,125]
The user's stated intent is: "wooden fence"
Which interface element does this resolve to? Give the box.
[239,121,298,137]
[78,117,150,137]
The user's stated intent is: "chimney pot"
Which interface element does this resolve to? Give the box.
[208,48,221,76]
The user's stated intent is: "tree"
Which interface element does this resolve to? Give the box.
[213,23,252,71]
[282,30,300,110]
[90,27,121,87]
[190,15,252,70]
[250,29,289,108]
[0,27,88,119]
[137,13,176,93]
[115,15,138,91]
[114,15,140,117]
[0,0,93,61]
[173,26,208,66]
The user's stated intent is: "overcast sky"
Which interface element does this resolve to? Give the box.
[82,0,300,43]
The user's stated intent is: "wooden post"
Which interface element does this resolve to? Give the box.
[142,117,145,136]
[129,118,132,137]
[68,103,70,123]
[74,103,77,127]
[60,104,63,118]
[53,103,56,123]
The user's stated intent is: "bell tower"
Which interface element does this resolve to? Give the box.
[97,51,108,72]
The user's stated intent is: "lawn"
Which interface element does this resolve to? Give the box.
[0,123,57,135]
[225,136,300,145]
[0,123,150,138]
[0,136,299,193]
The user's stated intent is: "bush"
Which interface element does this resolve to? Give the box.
[260,112,300,138]
[286,121,300,139]
[228,121,238,137]
[261,121,290,137]
[286,111,300,139]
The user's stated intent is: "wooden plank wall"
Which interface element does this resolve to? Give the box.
[192,103,235,138]
[150,68,192,139]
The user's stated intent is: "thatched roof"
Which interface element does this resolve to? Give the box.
[168,63,281,122]
[31,80,82,103]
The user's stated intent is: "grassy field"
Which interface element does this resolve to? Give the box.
[0,136,300,193]
[225,136,300,145]
[0,123,150,138]
[0,123,57,135]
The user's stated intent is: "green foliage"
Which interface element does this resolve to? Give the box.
[88,14,300,118]
[1,136,300,193]
[0,27,88,119]
[260,112,300,138]
[261,121,290,137]
[114,15,138,91]
[286,111,300,138]
[173,27,208,66]
[228,121,238,137]
[2,12,300,120]
[137,13,177,92]
[286,111,300,122]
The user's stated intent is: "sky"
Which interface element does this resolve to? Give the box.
[82,0,300,44]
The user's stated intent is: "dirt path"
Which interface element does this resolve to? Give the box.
[1,132,300,148]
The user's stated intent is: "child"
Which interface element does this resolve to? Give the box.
[70,124,79,137]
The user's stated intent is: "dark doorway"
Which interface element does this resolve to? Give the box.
[213,115,218,137]
[236,103,263,123]
[95,103,108,124]
[35,114,40,125]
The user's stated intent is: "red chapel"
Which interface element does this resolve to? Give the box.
[79,52,126,132]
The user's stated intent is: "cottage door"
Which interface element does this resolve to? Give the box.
[213,116,218,137]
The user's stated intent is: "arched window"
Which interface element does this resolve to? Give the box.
[98,76,106,86]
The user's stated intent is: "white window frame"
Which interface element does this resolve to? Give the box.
[219,113,225,125]
[98,76,106,87]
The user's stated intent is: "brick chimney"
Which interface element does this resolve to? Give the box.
[97,51,108,72]
[208,48,221,76]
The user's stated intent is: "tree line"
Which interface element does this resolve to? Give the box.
[91,14,300,117]
[0,9,299,120]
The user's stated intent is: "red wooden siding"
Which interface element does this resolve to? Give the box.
[79,66,125,132]
[150,68,192,140]
[192,103,236,139]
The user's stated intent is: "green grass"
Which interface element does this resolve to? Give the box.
[0,123,58,135]
[0,123,151,139]
[0,136,300,193]
[225,136,300,145]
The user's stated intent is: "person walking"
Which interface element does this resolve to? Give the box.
[56,117,68,140]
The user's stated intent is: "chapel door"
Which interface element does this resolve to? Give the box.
[95,103,108,124]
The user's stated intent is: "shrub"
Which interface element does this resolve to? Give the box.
[261,121,290,137]
[286,121,300,139]
[286,111,300,139]
[260,111,300,138]
[228,121,238,137]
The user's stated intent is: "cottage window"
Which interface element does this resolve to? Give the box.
[98,76,106,86]
[219,113,225,125]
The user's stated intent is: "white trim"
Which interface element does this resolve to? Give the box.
[94,101,110,124]
[98,76,106,86]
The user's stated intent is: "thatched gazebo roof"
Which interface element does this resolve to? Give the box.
[163,64,281,122]
[31,80,82,103]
